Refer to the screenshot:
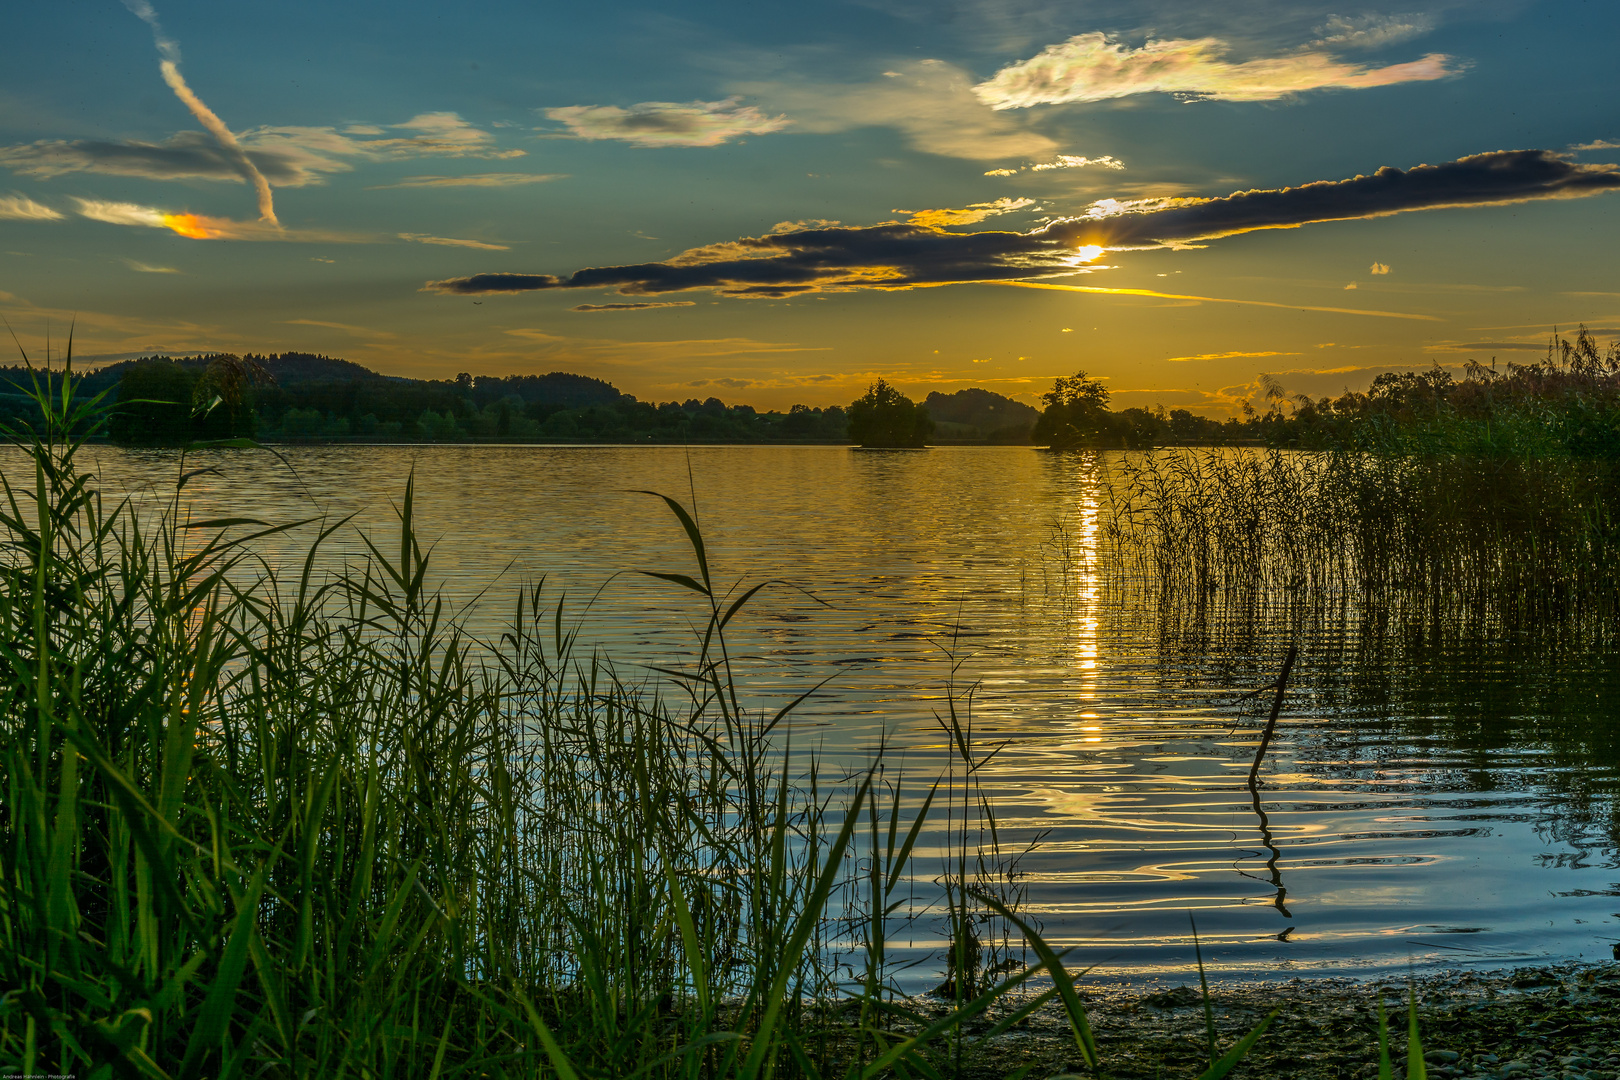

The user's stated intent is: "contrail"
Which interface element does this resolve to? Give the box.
[119,0,279,226]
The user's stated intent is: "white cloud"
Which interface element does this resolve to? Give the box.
[74,199,169,227]
[398,233,510,250]
[738,60,1058,161]
[543,98,786,147]
[1030,154,1125,171]
[973,32,1458,108]
[0,194,62,220]
[123,259,180,273]
[1311,14,1433,50]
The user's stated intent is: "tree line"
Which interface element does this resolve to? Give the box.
[6,331,1611,455]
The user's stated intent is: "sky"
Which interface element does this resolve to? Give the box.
[1,0,1617,414]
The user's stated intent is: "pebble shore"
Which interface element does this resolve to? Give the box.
[913,962,1620,1079]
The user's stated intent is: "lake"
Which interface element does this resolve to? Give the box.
[68,442,1620,982]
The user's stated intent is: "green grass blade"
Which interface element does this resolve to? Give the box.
[1191,1009,1278,1080]
[969,889,1098,1072]
[1407,988,1428,1080]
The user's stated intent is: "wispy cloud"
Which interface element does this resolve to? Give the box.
[973,32,1458,108]
[283,318,395,338]
[900,196,1035,227]
[994,281,1443,320]
[1162,349,1297,362]
[367,172,563,189]
[398,232,509,250]
[74,197,365,242]
[123,259,180,273]
[120,0,279,224]
[0,194,62,221]
[737,61,1058,161]
[424,150,1620,300]
[1571,139,1620,152]
[0,114,519,188]
[572,301,697,312]
[543,98,786,147]
[1310,14,1434,50]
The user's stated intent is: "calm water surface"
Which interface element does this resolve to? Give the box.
[71,444,1620,982]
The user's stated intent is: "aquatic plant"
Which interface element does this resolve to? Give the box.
[1103,446,1620,641]
[0,348,1277,1077]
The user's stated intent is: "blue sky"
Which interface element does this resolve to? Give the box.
[1,0,1616,412]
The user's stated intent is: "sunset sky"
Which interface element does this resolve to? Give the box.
[1,0,1617,413]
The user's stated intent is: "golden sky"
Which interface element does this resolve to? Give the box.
[2,0,1617,413]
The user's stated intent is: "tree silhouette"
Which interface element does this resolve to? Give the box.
[847,379,934,448]
[1033,370,1112,448]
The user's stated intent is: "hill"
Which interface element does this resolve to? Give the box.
[923,388,1039,442]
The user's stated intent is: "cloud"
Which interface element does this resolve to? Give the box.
[1030,154,1125,171]
[973,32,1457,108]
[1310,14,1433,50]
[736,61,1058,161]
[120,0,278,223]
[543,98,786,147]
[1073,150,1620,248]
[573,301,697,311]
[1163,350,1296,362]
[997,280,1442,320]
[901,196,1036,226]
[1572,139,1620,152]
[0,194,62,220]
[1343,281,1358,288]
[398,232,510,250]
[985,155,1126,176]
[367,172,564,189]
[0,114,519,188]
[1369,261,1390,274]
[73,197,365,242]
[283,319,394,338]
[123,259,180,273]
[423,150,1620,300]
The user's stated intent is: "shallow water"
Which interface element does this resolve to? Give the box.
[54,443,1620,982]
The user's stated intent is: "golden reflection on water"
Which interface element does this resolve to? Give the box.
[38,443,1620,981]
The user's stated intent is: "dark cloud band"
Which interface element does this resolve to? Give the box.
[0,134,314,185]
[425,150,1620,298]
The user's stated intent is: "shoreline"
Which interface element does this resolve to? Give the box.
[915,961,1620,1079]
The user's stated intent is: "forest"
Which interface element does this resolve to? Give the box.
[2,327,1613,455]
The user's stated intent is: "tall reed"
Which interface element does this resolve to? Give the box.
[1104,447,1620,641]
[0,353,1281,1078]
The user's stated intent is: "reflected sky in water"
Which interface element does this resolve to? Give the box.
[48,443,1620,981]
